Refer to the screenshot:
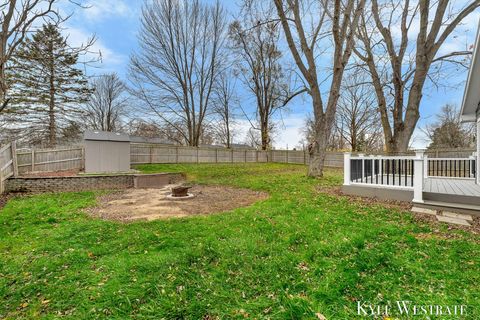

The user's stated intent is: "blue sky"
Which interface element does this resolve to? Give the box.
[61,0,480,149]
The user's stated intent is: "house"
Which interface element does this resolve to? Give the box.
[341,24,480,222]
[460,23,480,185]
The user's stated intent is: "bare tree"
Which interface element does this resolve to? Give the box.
[128,0,226,147]
[274,0,365,177]
[229,8,305,150]
[85,73,127,132]
[0,0,81,112]
[424,104,475,149]
[336,72,383,152]
[354,0,480,153]
[212,71,237,148]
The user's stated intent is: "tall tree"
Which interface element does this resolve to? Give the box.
[85,73,127,132]
[354,0,480,153]
[425,104,475,149]
[274,0,365,176]
[212,71,237,148]
[335,72,383,152]
[7,23,92,147]
[0,0,82,112]
[229,11,303,150]
[129,0,226,147]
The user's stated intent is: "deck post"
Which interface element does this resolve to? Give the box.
[413,151,425,203]
[343,152,351,185]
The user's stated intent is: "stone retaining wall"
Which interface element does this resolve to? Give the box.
[6,173,185,193]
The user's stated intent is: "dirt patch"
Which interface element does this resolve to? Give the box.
[20,169,80,177]
[88,185,268,222]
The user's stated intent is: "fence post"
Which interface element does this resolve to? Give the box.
[286,149,289,163]
[31,149,35,172]
[215,148,218,163]
[149,145,153,164]
[256,150,259,163]
[343,152,351,185]
[197,147,199,164]
[413,150,425,203]
[175,146,179,163]
[231,149,234,163]
[304,150,306,164]
[0,169,3,193]
[244,149,247,162]
[81,146,85,171]
[11,141,18,177]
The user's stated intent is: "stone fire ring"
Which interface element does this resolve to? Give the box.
[166,193,196,200]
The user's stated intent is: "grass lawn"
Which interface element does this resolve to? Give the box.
[1,163,479,319]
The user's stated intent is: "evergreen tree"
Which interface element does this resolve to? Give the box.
[7,24,91,147]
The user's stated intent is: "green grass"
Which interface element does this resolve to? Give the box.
[0,163,478,319]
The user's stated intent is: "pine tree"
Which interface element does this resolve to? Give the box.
[7,24,91,147]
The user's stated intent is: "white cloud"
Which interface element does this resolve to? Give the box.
[64,26,127,72]
[82,0,134,22]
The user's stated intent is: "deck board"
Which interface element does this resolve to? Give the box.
[352,175,480,197]
[424,178,480,196]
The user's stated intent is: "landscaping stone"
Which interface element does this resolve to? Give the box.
[436,215,471,226]
[442,211,474,221]
[411,206,437,215]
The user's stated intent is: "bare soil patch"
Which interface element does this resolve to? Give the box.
[88,185,268,222]
[20,169,80,177]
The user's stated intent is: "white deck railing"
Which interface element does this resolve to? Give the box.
[344,151,477,203]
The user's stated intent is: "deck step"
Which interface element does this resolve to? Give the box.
[411,206,437,215]
[442,211,473,221]
[436,215,471,226]
[416,200,480,217]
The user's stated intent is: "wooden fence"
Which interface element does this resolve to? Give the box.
[0,142,18,192]
[0,142,475,179]
[16,146,84,174]
[129,143,344,167]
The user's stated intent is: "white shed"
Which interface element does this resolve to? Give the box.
[84,130,131,173]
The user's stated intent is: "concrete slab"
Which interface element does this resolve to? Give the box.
[436,215,471,226]
[442,211,474,221]
[411,207,437,215]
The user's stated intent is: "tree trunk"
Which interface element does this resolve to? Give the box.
[48,46,56,148]
[260,123,269,150]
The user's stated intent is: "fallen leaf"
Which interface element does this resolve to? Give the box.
[315,313,327,320]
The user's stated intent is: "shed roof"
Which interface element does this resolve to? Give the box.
[460,20,480,122]
[84,130,130,142]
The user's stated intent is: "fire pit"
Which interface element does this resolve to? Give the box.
[166,185,195,200]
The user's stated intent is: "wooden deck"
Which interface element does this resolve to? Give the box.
[424,177,480,196]
[352,175,480,196]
